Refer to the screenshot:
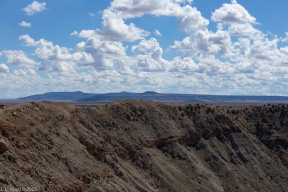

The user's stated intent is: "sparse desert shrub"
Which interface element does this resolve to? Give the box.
[255,122,261,129]
[262,117,268,123]
[126,114,131,120]
[280,119,284,126]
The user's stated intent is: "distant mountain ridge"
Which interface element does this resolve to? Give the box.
[18,91,99,101]
[17,91,288,103]
[78,92,288,103]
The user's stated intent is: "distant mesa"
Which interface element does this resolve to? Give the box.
[15,91,288,104]
[142,91,158,94]
[18,91,99,101]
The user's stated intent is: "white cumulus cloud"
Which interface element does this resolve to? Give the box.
[48,61,77,76]
[154,30,162,36]
[14,69,38,76]
[0,74,6,78]
[229,23,258,36]
[19,35,53,47]
[132,38,170,72]
[34,45,94,71]
[132,38,163,60]
[169,57,204,74]
[211,0,257,24]
[282,32,288,42]
[78,0,208,42]
[0,64,9,73]
[19,21,31,27]
[22,1,47,16]
[171,27,232,57]
[2,50,38,67]
[78,10,150,42]
[110,0,209,38]
[76,37,127,69]
[70,31,79,36]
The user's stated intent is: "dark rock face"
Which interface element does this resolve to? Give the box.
[0,103,6,109]
[0,100,287,191]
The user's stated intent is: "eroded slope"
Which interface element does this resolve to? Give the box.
[0,100,287,191]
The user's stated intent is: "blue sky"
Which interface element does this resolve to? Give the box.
[0,0,288,98]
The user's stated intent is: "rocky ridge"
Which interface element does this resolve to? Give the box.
[0,100,287,191]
